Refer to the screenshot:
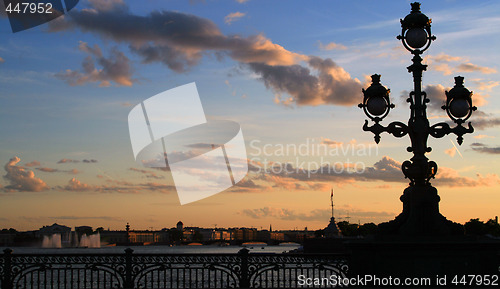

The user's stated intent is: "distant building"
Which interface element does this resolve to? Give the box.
[0,232,15,246]
[38,223,71,236]
[100,230,128,245]
[233,228,257,241]
[155,230,170,243]
[281,230,314,242]
[324,189,342,238]
[75,226,93,235]
[217,230,232,241]
[199,228,216,241]
[38,223,72,243]
[271,232,285,241]
[324,217,342,238]
[187,229,233,242]
[128,231,156,244]
[176,221,183,232]
[183,230,194,241]
[257,230,285,242]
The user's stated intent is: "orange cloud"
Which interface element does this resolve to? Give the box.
[470,143,500,155]
[318,41,347,51]
[241,206,394,221]
[36,167,80,174]
[426,53,464,63]
[224,12,245,25]
[434,167,500,187]
[24,161,40,167]
[57,158,79,164]
[250,56,362,106]
[472,80,500,92]
[228,177,270,193]
[37,167,59,173]
[56,42,135,87]
[445,147,457,157]
[129,167,165,179]
[470,113,500,130]
[457,63,497,74]
[3,157,49,192]
[425,53,497,76]
[233,34,308,66]
[433,63,454,75]
[320,137,343,147]
[88,0,125,12]
[249,156,499,189]
[375,184,392,189]
[64,178,93,191]
[48,4,361,106]
[58,177,177,194]
[474,134,494,139]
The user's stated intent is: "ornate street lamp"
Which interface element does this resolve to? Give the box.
[359,2,476,235]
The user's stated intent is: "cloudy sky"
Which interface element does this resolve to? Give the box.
[1,0,499,231]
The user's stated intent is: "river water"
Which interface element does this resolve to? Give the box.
[1,243,301,254]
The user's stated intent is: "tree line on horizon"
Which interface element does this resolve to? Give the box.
[2,218,499,238]
[313,218,500,237]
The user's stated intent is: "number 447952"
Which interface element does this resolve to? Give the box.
[5,2,53,14]
[451,275,499,286]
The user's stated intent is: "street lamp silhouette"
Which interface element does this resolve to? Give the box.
[359,2,476,236]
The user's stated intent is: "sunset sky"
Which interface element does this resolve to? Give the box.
[1,0,499,231]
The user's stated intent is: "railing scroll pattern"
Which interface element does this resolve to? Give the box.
[1,248,349,289]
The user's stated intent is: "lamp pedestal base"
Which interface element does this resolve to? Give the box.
[379,184,463,236]
[345,236,500,281]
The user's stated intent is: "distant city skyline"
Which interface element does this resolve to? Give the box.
[1,1,499,231]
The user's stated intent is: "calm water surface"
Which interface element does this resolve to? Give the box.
[1,244,301,254]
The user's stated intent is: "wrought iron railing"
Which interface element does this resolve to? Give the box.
[0,248,349,289]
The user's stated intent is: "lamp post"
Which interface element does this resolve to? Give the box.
[359,2,476,236]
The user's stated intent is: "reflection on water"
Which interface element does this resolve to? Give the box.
[1,244,300,254]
